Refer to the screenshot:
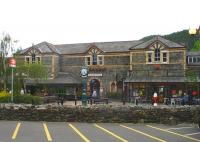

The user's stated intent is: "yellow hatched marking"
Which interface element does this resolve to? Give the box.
[94,124,128,142]
[69,123,90,142]
[147,125,200,142]
[120,125,166,142]
[12,122,21,139]
[43,123,52,141]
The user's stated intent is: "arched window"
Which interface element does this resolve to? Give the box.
[92,53,97,65]
[32,54,36,63]
[154,48,160,62]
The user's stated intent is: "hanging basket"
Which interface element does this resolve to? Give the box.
[154,64,160,70]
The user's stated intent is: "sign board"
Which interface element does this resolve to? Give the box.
[88,73,102,77]
[8,58,16,68]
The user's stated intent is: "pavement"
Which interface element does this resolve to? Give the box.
[0,121,199,142]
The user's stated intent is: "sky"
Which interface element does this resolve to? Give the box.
[0,0,199,50]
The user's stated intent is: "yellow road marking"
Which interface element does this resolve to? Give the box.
[43,123,52,141]
[12,122,21,139]
[147,125,200,142]
[69,123,90,142]
[120,125,166,142]
[94,124,128,142]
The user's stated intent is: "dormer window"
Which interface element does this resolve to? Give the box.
[86,46,104,66]
[146,42,169,64]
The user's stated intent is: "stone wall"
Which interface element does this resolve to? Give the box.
[0,105,199,124]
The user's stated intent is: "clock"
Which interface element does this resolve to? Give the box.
[81,68,88,77]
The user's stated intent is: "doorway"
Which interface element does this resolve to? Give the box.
[90,79,100,98]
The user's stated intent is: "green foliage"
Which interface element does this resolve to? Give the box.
[28,63,48,79]
[191,40,200,51]
[0,91,43,104]
[141,30,200,51]
[0,91,10,103]
[107,92,122,99]
[13,95,43,104]
[185,70,197,82]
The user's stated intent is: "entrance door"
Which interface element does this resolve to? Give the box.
[90,79,100,98]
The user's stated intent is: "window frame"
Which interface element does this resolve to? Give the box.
[85,56,91,66]
[25,56,31,64]
[146,51,153,64]
[97,55,104,65]
[161,51,169,64]
[154,48,160,62]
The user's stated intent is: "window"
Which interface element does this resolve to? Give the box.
[25,57,30,64]
[85,57,91,66]
[197,57,200,63]
[193,57,197,63]
[148,53,152,63]
[32,54,36,63]
[92,53,97,65]
[37,57,41,63]
[98,56,104,65]
[154,48,160,62]
[188,57,193,63]
[163,52,167,63]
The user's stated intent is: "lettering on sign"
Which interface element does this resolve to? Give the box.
[88,73,102,77]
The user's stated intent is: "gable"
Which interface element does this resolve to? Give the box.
[86,44,103,55]
[24,47,41,56]
[148,41,167,51]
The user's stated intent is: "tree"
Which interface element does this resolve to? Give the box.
[191,40,200,51]
[15,63,48,94]
[0,33,17,91]
[185,70,199,97]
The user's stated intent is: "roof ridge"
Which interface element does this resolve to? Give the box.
[54,40,140,47]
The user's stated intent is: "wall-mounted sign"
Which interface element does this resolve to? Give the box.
[88,73,102,77]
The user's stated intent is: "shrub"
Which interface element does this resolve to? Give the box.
[0,91,11,103]
[13,95,43,105]
[107,92,122,99]
[0,91,43,104]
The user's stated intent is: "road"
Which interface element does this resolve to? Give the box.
[0,121,199,142]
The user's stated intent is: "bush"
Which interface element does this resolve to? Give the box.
[0,91,43,104]
[107,92,122,99]
[13,95,43,105]
[0,91,11,103]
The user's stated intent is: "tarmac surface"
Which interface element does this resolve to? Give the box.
[0,121,199,142]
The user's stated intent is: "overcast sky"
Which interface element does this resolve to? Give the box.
[0,0,199,49]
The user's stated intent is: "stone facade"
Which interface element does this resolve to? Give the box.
[15,36,200,100]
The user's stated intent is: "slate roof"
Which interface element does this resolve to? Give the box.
[130,36,185,50]
[19,36,185,55]
[55,40,142,54]
[187,51,200,56]
[20,42,60,54]
[25,72,81,85]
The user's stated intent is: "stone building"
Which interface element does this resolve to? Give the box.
[125,36,187,102]
[15,36,199,101]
